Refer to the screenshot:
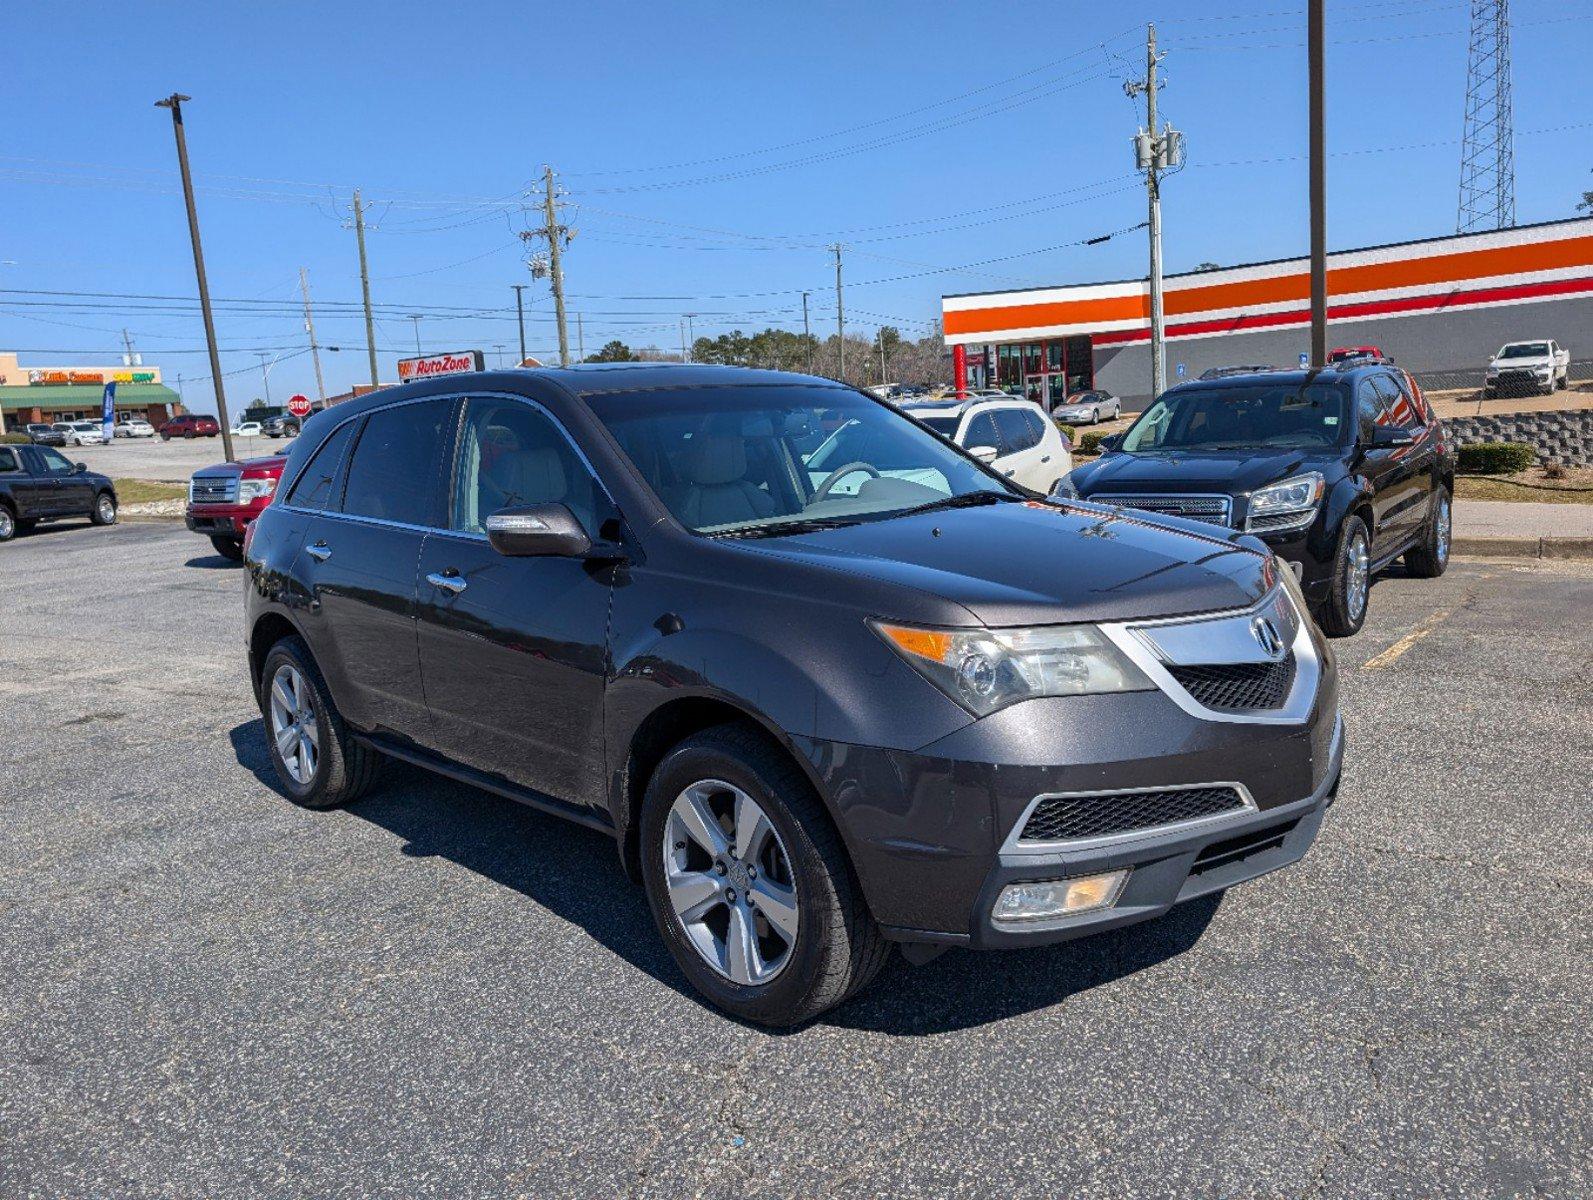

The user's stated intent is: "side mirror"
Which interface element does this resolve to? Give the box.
[1369,425,1414,449]
[73,462,87,474]
[485,503,593,558]
[1098,434,1121,452]
[968,445,999,463]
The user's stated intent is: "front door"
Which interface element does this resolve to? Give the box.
[415,395,614,810]
[34,445,92,514]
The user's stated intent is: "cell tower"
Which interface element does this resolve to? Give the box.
[1457,0,1515,232]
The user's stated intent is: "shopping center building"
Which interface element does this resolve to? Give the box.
[0,352,184,429]
[942,216,1593,405]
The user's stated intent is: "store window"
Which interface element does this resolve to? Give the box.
[1064,336,1094,393]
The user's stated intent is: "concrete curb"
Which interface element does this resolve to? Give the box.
[1452,536,1593,560]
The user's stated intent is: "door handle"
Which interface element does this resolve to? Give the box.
[426,571,467,596]
[306,542,331,562]
[1040,455,1051,463]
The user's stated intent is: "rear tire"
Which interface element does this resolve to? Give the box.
[0,505,15,542]
[638,724,890,1026]
[210,535,244,562]
[259,635,382,809]
[1318,514,1371,638]
[1404,486,1451,578]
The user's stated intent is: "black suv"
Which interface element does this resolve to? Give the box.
[244,365,1342,1024]
[1059,364,1454,636]
[0,442,118,540]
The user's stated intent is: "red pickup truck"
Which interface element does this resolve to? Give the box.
[185,453,287,560]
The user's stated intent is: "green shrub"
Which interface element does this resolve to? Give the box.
[1054,421,1076,445]
[1079,431,1110,455]
[0,431,30,445]
[1457,441,1534,475]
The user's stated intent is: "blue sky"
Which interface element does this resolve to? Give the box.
[3,0,1588,412]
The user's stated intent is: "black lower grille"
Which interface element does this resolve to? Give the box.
[1019,786,1247,843]
[1192,819,1299,873]
[1167,656,1296,711]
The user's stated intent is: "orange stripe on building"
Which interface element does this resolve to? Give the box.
[943,234,1593,337]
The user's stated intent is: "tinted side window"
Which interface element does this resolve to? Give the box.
[994,408,1038,452]
[0,448,18,473]
[285,420,356,511]
[1355,381,1386,442]
[963,410,1004,452]
[38,447,74,474]
[450,397,600,533]
[1374,373,1422,430]
[341,399,452,526]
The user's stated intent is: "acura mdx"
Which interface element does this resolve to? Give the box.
[244,365,1343,1025]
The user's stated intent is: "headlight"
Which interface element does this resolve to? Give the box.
[1050,472,1080,499]
[1486,366,1499,376]
[1247,471,1324,529]
[872,620,1153,716]
[238,477,277,503]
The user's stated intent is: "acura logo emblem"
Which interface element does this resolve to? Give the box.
[1251,616,1285,660]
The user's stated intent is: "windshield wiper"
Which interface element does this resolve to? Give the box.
[890,490,1024,519]
[711,516,862,540]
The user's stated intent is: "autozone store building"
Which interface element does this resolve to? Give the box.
[942,216,1593,405]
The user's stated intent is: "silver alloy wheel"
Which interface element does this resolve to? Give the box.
[1435,493,1451,564]
[97,495,115,523]
[662,779,799,986]
[268,664,320,786]
[0,509,13,539]
[1345,531,1370,622]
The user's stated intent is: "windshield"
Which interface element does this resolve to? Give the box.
[586,385,1016,536]
[1499,343,1549,359]
[1120,381,1348,452]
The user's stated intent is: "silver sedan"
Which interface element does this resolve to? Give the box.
[1053,390,1122,424]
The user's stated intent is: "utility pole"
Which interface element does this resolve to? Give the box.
[300,268,326,402]
[878,329,888,386]
[831,244,845,381]
[577,312,585,361]
[155,93,235,463]
[532,165,572,366]
[1124,27,1171,398]
[1309,0,1328,366]
[801,290,813,374]
[685,313,696,359]
[679,317,689,363]
[352,188,379,387]
[493,343,506,368]
[121,328,139,366]
[511,284,528,364]
[407,314,423,354]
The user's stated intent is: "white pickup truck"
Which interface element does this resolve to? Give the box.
[1485,339,1571,397]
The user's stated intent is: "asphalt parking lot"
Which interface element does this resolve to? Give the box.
[65,433,293,482]
[2,522,1589,1198]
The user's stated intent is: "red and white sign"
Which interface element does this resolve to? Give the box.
[287,393,313,418]
[397,350,485,383]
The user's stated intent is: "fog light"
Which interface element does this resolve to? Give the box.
[993,870,1129,924]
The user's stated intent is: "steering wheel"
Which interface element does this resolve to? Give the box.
[813,461,880,501]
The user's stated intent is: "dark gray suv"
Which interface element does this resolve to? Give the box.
[243,365,1342,1025]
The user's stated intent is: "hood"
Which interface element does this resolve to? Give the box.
[1072,448,1331,496]
[193,453,287,479]
[735,500,1273,627]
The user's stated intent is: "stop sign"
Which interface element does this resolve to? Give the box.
[287,394,312,418]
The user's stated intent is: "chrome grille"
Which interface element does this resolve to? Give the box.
[189,474,238,504]
[1018,786,1248,844]
[1089,493,1233,527]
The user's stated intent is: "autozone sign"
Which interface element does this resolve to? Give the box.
[396,350,484,382]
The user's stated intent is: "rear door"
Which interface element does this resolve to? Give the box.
[1,447,52,518]
[414,393,615,810]
[991,405,1044,487]
[295,397,453,743]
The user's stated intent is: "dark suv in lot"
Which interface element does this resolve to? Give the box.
[160,413,221,440]
[244,365,1342,1024]
[1058,363,1454,636]
[0,442,118,540]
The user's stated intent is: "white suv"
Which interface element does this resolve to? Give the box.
[1485,339,1571,397]
[900,397,1072,492]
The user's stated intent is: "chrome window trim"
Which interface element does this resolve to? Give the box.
[1001,781,1258,856]
[1098,583,1320,726]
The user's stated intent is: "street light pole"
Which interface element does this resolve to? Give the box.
[511,284,528,365]
[408,314,423,354]
[155,93,235,463]
[801,290,813,374]
[1309,0,1328,367]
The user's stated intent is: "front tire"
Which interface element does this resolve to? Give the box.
[1405,486,1451,578]
[638,725,889,1026]
[90,492,117,526]
[210,534,244,562]
[1318,514,1371,637]
[259,635,382,809]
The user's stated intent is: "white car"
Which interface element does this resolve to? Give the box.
[1485,340,1570,397]
[1052,389,1122,425]
[897,397,1073,492]
[232,421,264,437]
[56,420,106,447]
[116,418,155,438]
